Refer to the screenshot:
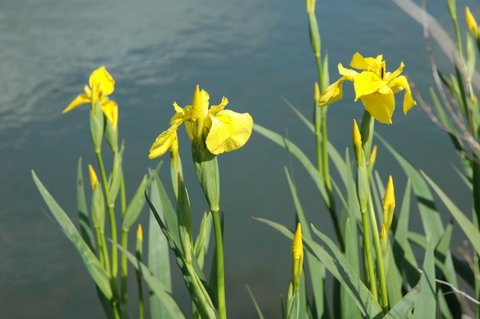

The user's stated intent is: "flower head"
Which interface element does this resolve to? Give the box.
[63,66,119,129]
[149,85,253,161]
[88,164,99,191]
[318,53,416,124]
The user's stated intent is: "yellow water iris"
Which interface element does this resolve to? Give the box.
[318,53,416,124]
[63,66,118,130]
[149,85,253,160]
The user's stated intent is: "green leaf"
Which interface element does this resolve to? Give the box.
[122,175,149,231]
[107,147,123,206]
[32,170,112,299]
[118,245,185,318]
[422,171,480,256]
[246,285,265,319]
[341,217,361,319]
[254,124,328,205]
[377,134,444,244]
[194,212,212,269]
[256,218,382,318]
[284,98,314,133]
[413,238,436,319]
[284,168,324,318]
[76,157,95,251]
[148,175,172,319]
[383,280,421,319]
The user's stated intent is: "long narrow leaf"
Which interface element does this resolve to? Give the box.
[77,157,95,251]
[32,170,112,299]
[384,280,421,319]
[122,175,149,231]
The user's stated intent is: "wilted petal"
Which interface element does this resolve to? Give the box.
[389,75,416,113]
[360,88,395,124]
[63,93,91,113]
[148,126,178,159]
[206,110,253,154]
[318,77,345,106]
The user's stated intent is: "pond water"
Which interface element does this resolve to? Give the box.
[0,0,475,318]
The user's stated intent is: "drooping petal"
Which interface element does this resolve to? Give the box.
[206,110,253,154]
[350,52,383,71]
[63,93,91,113]
[170,102,188,126]
[148,126,178,159]
[318,77,346,106]
[352,71,385,100]
[89,66,115,96]
[385,62,404,82]
[102,100,118,130]
[389,75,416,113]
[360,87,395,124]
[209,97,229,116]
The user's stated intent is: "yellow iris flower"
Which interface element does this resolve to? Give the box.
[318,52,416,124]
[149,85,253,160]
[63,66,118,130]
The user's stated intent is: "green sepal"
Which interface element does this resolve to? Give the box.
[107,144,124,206]
[91,184,106,231]
[105,120,118,153]
[192,140,220,212]
[90,102,104,153]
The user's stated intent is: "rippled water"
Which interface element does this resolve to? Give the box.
[0,0,474,318]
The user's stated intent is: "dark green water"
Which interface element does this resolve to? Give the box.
[0,0,475,317]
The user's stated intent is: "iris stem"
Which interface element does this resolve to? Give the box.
[121,229,129,304]
[212,210,226,319]
[361,205,378,301]
[95,151,119,284]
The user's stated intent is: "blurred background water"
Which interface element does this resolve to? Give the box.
[0,0,476,318]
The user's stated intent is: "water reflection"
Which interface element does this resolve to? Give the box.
[0,0,470,318]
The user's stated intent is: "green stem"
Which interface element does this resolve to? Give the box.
[95,151,119,281]
[121,229,129,304]
[367,199,388,312]
[136,248,144,319]
[360,112,374,161]
[212,210,226,319]
[314,105,322,173]
[361,206,377,301]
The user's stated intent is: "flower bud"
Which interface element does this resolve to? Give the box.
[466,7,479,39]
[292,223,304,292]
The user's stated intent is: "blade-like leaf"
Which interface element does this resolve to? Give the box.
[383,280,421,319]
[422,171,480,256]
[32,170,112,299]
[256,218,382,318]
[246,286,265,319]
[413,238,436,319]
[77,157,95,251]
[118,245,185,318]
[122,175,149,231]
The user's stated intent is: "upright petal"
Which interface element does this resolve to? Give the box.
[338,63,358,80]
[63,93,91,113]
[360,88,395,124]
[209,97,229,116]
[191,85,209,121]
[89,66,115,96]
[206,110,253,154]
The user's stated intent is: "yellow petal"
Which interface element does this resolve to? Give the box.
[318,77,345,106]
[350,52,383,71]
[383,175,395,213]
[352,71,385,100]
[338,63,357,80]
[148,126,178,159]
[191,85,209,121]
[466,7,479,38]
[63,93,91,113]
[88,164,99,190]
[205,110,253,155]
[170,102,188,126]
[385,62,404,82]
[389,75,416,113]
[209,97,229,116]
[102,100,118,130]
[360,89,395,124]
[89,66,115,96]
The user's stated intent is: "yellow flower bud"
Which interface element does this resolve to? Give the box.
[137,224,143,242]
[292,223,304,292]
[381,175,395,240]
[370,144,378,167]
[352,120,364,166]
[466,7,479,39]
[88,164,99,191]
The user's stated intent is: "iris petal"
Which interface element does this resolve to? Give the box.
[360,88,395,124]
[63,93,91,113]
[389,75,416,113]
[148,126,178,159]
[206,110,253,155]
[318,77,345,106]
